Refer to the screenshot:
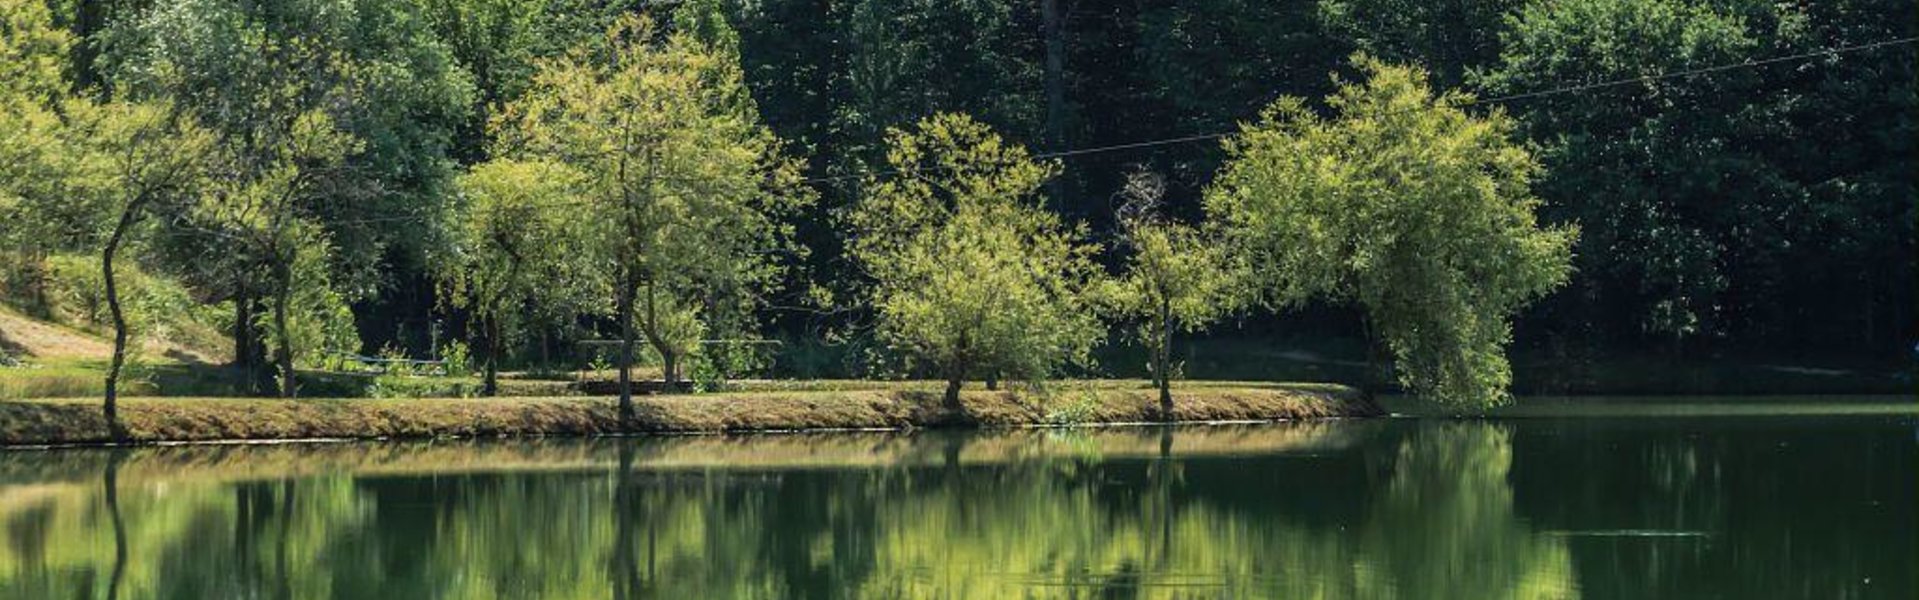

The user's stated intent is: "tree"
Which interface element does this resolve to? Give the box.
[1109,168,1240,417]
[191,110,362,398]
[1474,0,1915,358]
[106,0,474,369]
[1207,58,1575,409]
[60,100,212,429]
[0,0,66,106]
[0,0,74,304]
[436,159,582,395]
[495,13,807,421]
[847,113,1104,409]
[419,0,545,163]
[2,1,212,426]
[1472,0,1761,355]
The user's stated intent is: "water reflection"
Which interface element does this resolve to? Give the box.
[0,415,1910,599]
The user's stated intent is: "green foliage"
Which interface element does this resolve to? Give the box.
[1318,0,1521,87]
[419,0,545,161]
[1108,168,1243,398]
[1472,0,1913,354]
[0,0,69,105]
[365,343,482,399]
[494,13,809,387]
[50,98,213,236]
[848,113,1104,394]
[0,0,77,258]
[437,158,589,386]
[2,0,1906,397]
[1474,0,1756,345]
[1040,385,1103,426]
[180,109,363,394]
[687,339,771,392]
[40,255,171,343]
[439,339,472,378]
[256,224,359,372]
[106,0,476,290]
[1208,58,1576,408]
[439,160,578,314]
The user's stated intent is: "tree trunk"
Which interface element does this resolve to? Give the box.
[1040,0,1068,204]
[616,277,637,427]
[1157,300,1173,420]
[72,0,106,96]
[101,209,136,437]
[272,261,295,398]
[985,373,998,391]
[483,312,500,397]
[234,287,251,373]
[233,286,272,394]
[943,377,962,411]
[642,282,679,387]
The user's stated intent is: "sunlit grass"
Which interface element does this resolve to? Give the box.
[0,383,1373,446]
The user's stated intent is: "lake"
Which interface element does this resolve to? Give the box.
[0,398,1911,599]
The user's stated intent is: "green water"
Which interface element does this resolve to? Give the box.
[0,400,1912,599]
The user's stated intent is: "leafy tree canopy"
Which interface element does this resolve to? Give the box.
[493,12,807,403]
[1209,57,1576,408]
[849,112,1104,405]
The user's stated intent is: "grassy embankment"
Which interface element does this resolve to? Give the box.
[0,381,1376,446]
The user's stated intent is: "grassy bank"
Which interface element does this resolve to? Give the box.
[0,382,1375,446]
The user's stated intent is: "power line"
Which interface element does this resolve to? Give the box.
[196,35,1919,230]
[803,35,1918,184]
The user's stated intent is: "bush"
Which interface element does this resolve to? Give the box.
[440,340,472,377]
[1041,385,1102,426]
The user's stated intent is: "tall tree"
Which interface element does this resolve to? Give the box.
[1473,0,1760,355]
[419,0,543,163]
[847,113,1104,408]
[106,0,474,364]
[190,109,361,397]
[1477,0,1914,358]
[494,13,806,420]
[3,0,211,424]
[436,159,582,395]
[60,100,211,427]
[1208,58,1575,408]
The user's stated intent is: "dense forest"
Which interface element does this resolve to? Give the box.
[2,0,1913,403]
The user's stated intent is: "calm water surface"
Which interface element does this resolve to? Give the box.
[0,399,1911,599]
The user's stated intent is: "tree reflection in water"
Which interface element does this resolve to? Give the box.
[0,415,1909,598]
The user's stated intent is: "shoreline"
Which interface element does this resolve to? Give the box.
[0,383,1380,447]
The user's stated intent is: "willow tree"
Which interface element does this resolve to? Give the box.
[848,113,1104,409]
[437,160,583,395]
[1207,57,1576,409]
[1110,168,1241,417]
[494,13,806,420]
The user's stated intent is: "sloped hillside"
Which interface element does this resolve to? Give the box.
[0,304,222,364]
